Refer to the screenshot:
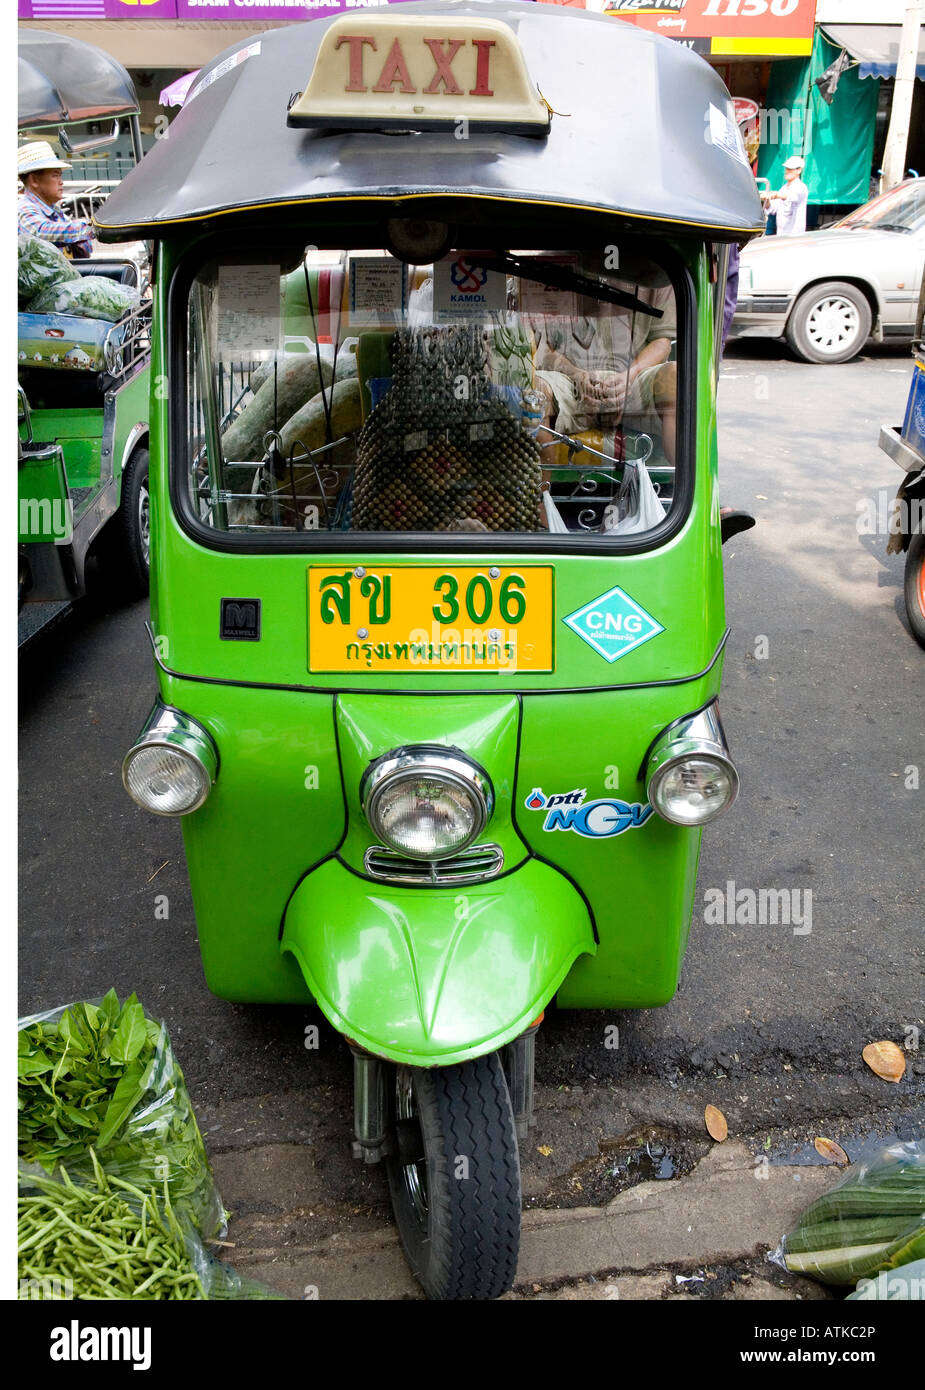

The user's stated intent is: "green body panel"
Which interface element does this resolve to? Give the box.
[25,409,103,490]
[109,367,151,497]
[280,857,594,1065]
[336,693,526,874]
[18,448,70,542]
[141,235,728,1037]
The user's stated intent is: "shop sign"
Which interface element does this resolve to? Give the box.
[604,0,817,57]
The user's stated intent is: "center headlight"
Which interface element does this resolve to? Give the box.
[361,746,493,861]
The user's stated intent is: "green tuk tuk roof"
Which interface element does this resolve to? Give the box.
[95,0,764,243]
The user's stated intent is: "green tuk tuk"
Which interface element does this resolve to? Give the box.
[18,30,152,646]
[103,1,763,1299]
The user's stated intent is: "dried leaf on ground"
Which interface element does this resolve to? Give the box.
[814,1137,849,1165]
[862,1041,905,1083]
[705,1104,728,1142]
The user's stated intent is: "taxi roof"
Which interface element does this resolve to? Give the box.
[95,0,764,243]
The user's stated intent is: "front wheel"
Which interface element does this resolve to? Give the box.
[785,281,872,364]
[386,1053,521,1300]
[904,532,925,648]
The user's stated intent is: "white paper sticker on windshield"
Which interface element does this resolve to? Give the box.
[187,42,261,105]
[434,255,506,323]
[216,264,280,360]
[707,103,749,166]
[349,258,407,328]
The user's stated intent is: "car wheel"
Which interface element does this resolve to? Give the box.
[785,281,872,364]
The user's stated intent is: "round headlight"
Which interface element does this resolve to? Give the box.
[648,754,738,826]
[122,704,218,817]
[124,745,211,816]
[362,748,492,861]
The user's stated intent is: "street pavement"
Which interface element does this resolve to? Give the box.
[17,340,924,1299]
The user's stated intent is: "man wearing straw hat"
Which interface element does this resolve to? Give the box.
[18,141,93,257]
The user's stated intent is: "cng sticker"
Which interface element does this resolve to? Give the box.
[563,587,664,664]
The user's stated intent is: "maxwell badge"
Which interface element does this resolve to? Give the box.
[562,586,664,663]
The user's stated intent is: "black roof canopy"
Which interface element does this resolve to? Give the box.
[95,0,763,243]
[19,29,139,131]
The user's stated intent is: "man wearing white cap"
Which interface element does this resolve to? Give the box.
[18,141,93,257]
[761,155,809,237]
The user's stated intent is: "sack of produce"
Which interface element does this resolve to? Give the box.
[773,1140,925,1288]
[28,275,139,323]
[18,234,79,307]
[18,1151,284,1301]
[18,988,224,1241]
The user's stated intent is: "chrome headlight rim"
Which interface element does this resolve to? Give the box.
[361,745,493,862]
[122,703,218,818]
[645,703,739,827]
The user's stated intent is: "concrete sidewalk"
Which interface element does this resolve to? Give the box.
[214,1139,840,1301]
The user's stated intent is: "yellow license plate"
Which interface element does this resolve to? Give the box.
[308,565,554,673]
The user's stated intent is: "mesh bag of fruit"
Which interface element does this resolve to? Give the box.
[353,325,542,533]
[772,1140,925,1289]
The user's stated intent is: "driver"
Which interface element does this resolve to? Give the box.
[18,141,93,258]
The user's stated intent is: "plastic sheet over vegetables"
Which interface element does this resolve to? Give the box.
[19,989,224,1241]
[18,990,285,1300]
[772,1140,925,1289]
[17,233,79,307]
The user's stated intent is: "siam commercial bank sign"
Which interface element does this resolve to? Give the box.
[18,2,399,19]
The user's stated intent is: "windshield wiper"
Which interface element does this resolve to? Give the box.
[469,251,663,318]
[872,222,914,233]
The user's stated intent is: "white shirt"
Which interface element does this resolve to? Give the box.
[770,178,808,236]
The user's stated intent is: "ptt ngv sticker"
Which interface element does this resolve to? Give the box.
[525,788,653,837]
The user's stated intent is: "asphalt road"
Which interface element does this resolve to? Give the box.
[17,340,924,1294]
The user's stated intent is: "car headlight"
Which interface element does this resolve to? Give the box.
[122,703,218,816]
[361,746,493,861]
[645,703,738,826]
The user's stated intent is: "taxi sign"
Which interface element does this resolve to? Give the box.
[287,15,550,135]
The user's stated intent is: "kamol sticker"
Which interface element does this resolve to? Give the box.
[563,587,664,663]
[525,787,653,838]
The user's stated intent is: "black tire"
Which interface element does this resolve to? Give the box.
[904,531,925,649]
[101,446,150,599]
[386,1053,521,1300]
[785,281,872,364]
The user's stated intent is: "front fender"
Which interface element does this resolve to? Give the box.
[280,859,595,1066]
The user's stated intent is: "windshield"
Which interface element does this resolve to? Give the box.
[835,180,925,234]
[180,242,683,544]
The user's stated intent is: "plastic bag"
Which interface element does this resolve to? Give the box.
[604,458,667,535]
[28,275,139,322]
[18,1158,285,1301]
[18,234,79,307]
[18,989,224,1241]
[771,1140,925,1287]
[846,1257,925,1300]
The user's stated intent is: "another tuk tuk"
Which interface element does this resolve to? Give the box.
[18,30,152,646]
[879,276,925,648]
[102,1,764,1299]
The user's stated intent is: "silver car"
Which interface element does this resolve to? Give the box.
[731,178,925,364]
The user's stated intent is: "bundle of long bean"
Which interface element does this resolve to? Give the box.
[19,1150,206,1300]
